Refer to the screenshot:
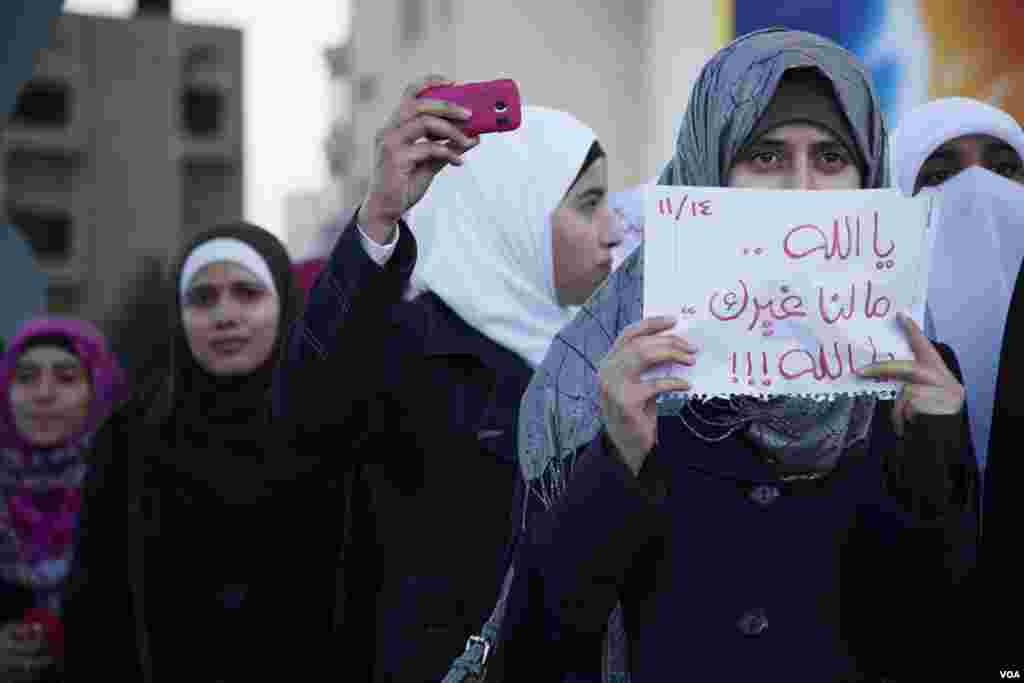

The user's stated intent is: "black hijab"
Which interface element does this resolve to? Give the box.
[146,221,300,502]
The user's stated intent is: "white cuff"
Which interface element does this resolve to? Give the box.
[357,222,400,266]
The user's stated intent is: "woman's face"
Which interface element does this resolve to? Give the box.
[552,156,621,306]
[914,134,1024,194]
[9,345,93,447]
[182,261,281,376]
[728,123,863,190]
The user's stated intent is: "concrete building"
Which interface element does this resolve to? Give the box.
[1,5,243,325]
[343,0,730,196]
[283,41,353,259]
[283,188,339,260]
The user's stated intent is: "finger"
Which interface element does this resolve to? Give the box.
[640,376,691,401]
[390,75,458,128]
[618,316,679,347]
[857,360,947,387]
[897,313,949,373]
[414,98,474,121]
[400,141,469,169]
[394,114,478,148]
[406,74,454,98]
[627,346,697,380]
[627,335,699,366]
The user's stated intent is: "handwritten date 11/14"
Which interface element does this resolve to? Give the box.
[657,194,713,222]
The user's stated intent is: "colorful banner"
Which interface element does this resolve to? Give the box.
[734,0,1024,131]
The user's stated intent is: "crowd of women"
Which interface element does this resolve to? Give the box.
[0,27,1019,682]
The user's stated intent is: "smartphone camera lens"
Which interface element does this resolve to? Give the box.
[494,100,508,113]
[497,116,510,126]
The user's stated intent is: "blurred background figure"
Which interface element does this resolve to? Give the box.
[0,316,126,682]
[62,221,322,683]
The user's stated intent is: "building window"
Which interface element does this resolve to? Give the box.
[440,0,454,25]
[184,45,221,77]
[401,0,425,44]
[5,203,73,262]
[137,0,172,16]
[182,86,223,137]
[10,79,71,128]
[357,75,378,103]
[325,43,351,78]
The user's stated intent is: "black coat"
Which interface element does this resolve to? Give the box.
[61,223,325,682]
[273,219,532,681]
[978,261,1024,670]
[61,394,342,682]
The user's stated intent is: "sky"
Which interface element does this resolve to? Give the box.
[62,0,349,241]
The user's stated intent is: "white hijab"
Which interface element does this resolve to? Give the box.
[918,167,1024,471]
[405,106,598,368]
[891,99,1024,470]
[890,96,1024,196]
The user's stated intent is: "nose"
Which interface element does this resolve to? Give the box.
[33,375,58,403]
[601,204,624,249]
[212,299,243,328]
[786,155,820,191]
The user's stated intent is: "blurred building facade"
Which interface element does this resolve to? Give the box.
[283,41,353,259]
[0,7,243,326]
[340,0,729,198]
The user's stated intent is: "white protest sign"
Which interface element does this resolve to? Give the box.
[643,186,936,399]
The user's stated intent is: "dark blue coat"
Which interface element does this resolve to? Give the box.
[273,219,532,681]
[501,347,979,682]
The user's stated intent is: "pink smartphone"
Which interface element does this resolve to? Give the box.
[417,79,522,136]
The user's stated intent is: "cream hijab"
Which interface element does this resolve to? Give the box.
[406,106,598,368]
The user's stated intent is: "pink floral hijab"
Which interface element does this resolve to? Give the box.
[0,317,127,608]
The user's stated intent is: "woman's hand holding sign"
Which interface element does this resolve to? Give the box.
[599,317,698,476]
[858,313,965,436]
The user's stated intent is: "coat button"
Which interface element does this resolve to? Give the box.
[737,608,768,636]
[749,485,780,506]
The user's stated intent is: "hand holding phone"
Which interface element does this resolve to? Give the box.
[417,79,522,137]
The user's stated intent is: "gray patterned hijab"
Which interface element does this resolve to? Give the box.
[520,28,891,511]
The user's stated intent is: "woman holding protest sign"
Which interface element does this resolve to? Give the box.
[501,29,979,682]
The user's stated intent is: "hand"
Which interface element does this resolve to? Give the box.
[0,623,53,682]
[598,316,697,476]
[359,74,480,244]
[858,313,965,437]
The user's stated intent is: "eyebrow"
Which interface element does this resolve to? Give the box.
[984,141,1018,157]
[14,360,82,372]
[748,139,788,150]
[923,146,958,163]
[575,187,606,203]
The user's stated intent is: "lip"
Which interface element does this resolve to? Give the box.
[27,415,63,423]
[209,337,249,354]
